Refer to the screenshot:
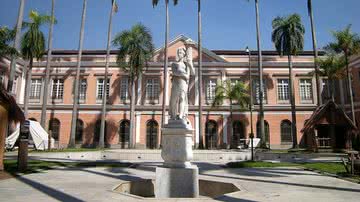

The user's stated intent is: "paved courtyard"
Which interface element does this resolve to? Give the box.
[0,162,360,202]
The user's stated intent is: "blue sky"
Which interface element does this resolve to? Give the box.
[0,0,359,51]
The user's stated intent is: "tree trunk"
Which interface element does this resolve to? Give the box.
[308,0,322,106]
[69,0,87,148]
[330,79,335,102]
[198,0,204,149]
[288,55,298,148]
[345,54,356,125]
[24,59,33,119]
[129,78,136,148]
[330,79,336,150]
[7,0,25,93]
[99,0,115,149]
[40,0,55,128]
[255,0,266,148]
[160,0,169,148]
[229,99,233,148]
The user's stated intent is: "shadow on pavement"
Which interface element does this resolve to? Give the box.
[202,173,360,193]
[16,176,83,202]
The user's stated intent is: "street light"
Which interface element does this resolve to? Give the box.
[246,46,254,161]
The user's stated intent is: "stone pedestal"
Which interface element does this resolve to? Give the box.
[155,123,199,198]
[155,166,199,198]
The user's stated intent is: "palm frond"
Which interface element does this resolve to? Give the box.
[113,23,154,81]
[20,10,54,61]
[326,24,360,56]
[272,13,305,56]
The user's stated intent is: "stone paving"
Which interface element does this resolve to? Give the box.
[0,162,360,201]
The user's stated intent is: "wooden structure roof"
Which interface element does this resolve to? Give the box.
[0,85,24,123]
[301,100,357,133]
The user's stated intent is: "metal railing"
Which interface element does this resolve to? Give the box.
[317,137,331,148]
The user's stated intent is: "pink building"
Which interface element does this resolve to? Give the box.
[1,35,359,150]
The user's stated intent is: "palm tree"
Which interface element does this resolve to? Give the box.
[0,27,17,58]
[98,0,118,148]
[21,10,53,118]
[325,25,360,125]
[212,80,250,148]
[40,0,56,128]
[315,54,346,101]
[307,0,321,106]
[246,0,266,148]
[152,0,179,146]
[315,54,346,148]
[272,14,305,148]
[69,0,87,148]
[113,24,155,149]
[7,0,25,93]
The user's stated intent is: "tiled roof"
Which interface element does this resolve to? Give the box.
[301,100,357,133]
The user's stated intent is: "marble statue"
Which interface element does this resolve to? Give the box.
[157,46,199,198]
[169,47,195,122]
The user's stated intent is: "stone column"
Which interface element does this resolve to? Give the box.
[222,114,228,148]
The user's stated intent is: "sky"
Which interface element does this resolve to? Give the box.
[0,0,359,51]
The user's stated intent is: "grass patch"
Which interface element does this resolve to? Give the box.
[301,162,346,175]
[30,148,104,153]
[226,161,359,183]
[226,161,298,168]
[4,160,132,176]
[266,149,312,154]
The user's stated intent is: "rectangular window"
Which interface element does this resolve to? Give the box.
[206,79,217,101]
[321,78,330,102]
[79,79,87,101]
[30,79,42,100]
[299,79,313,102]
[253,79,268,104]
[277,79,289,102]
[51,79,64,100]
[0,74,4,87]
[146,78,159,101]
[11,76,18,95]
[120,77,129,100]
[96,78,110,100]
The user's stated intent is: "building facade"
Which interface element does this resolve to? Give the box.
[1,35,360,149]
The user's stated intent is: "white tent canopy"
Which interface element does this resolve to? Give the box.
[6,120,54,150]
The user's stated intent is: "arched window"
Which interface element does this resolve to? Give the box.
[49,118,60,141]
[94,120,107,143]
[281,120,292,144]
[232,121,245,148]
[256,120,270,143]
[76,119,84,143]
[119,120,130,147]
[205,120,218,149]
[146,120,158,149]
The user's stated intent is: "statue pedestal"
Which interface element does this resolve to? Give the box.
[155,126,199,198]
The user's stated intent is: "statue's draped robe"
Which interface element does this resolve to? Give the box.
[169,62,191,120]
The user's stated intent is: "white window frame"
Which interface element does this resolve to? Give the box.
[96,78,110,101]
[120,77,129,101]
[299,78,313,103]
[30,78,43,101]
[253,79,268,105]
[277,78,290,103]
[206,79,217,103]
[11,76,18,95]
[79,79,87,102]
[51,79,64,101]
[146,78,160,104]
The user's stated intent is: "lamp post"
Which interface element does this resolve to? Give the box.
[246,47,254,161]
